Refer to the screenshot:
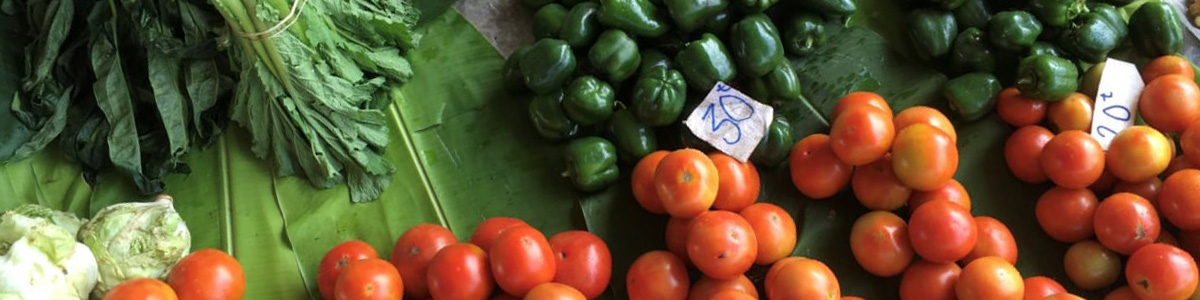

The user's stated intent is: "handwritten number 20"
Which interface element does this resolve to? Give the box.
[702,94,755,145]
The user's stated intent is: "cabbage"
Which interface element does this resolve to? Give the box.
[0,209,99,300]
[78,195,191,298]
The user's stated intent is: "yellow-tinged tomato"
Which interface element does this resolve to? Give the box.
[1106,126,1172,182]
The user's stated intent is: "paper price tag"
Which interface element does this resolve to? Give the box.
[1090,58,1146,150]
[684,82,774,162]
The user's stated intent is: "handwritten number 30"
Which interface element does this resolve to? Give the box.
[702,95,755,145]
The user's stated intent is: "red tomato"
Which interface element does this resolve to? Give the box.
[708,290,756,300]
[962,216,1018,265]
[997,87,1048,127]
[335,258,404,300]
[909,199,978,263]
[850,211,913,277]
[1005,125,1054,183]
[739,203,797,265]
[167,249,246,300]
[1143,55,1196,83]
[790,134,853,199]
[1167,155,1200,178]
[894,106,958,143]
[1042,294,1086,300]
[765,257,840,300]
[1035,187,1098,243]
[427,243,493,300]
[831,105,895,166]
[1160,169,1200,231]
[472,217,531,253]
[833,91,893,121]
[525,282,587,300]
[852,154,912,211]
[1113,177,1163,206]
[656,149,719,218]
[1063,240,1121,290]
[909,179,972,212]
[665,217,692,263]
[1106,126,1173,182]
[1094,193,1161,255]
[1126,244,1199,300]
[956,256,1024,300]
[491,226,557,296]
[391,223,455,299]
[893,123,959,191]
[1090,168,1119,195]
[688,275,758,300]
[632,151,670,214]
[104,278,178,300]
[1047,93,1093,133]
[1040,131,1105,188]
[1104,286,1141,300]
[709,153,760,212]
[626,251,689,300]
[549,230,612,299]
[318,241,379,300]
[1022,276,1066,300]
[687,211,757,279]
[900,259,961,300]
[1140,74,1200,133]
[1181,121,1200,167]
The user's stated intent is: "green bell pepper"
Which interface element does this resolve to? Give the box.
[735,0,777,12]
[799,0,856,16]
[1027,41,1067,57]
[944,72,1002,121]
[1094,0,1134,6]
[1027,0,1088,28]
[704,10,732,37]
[988,11,1043,51]
[632,66,687,126]
[676,33,738,91]
[953,0,992,30]
[529,91,581,140]
[750,113,793,167]
[561,2,601,49]
[564,76,616,125]
[564,137,619,192]
[664,0,727,32]
[521,39,578,95]
[1088,3,1127,40]
[1016,54,1078,101]
[929,0,965,10]
[765,63,802,102]
[589,29,642,82]
[533,4,570,39]
[742,75,771,102]
[639,49,673,75]
[783,12,827,56]
[1129,2,1184,57]
[731,14,786,77]
[950,27,996,74]
[1058,11,1122,63]
[608,110,659,161]
[909,9,959,60]
[504,46,531,92]
[598,0,671,37]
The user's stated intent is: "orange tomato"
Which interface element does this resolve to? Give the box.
[709,153,760,212]
[909,179,972,212]
[391,224,455,299]
[899,259,961,300]
[1181,121,1200,167]
[1159,169,1200,231]
[103,278,178,300]
[956,256,1024,300]
[765,257,841,300]
[167,249,246,300]
[335,258,404,300]
[1113,177,1164,206]
[1040,130,1105,189]
[1140,74,1200,133]
[1094,193,1161,255]
[1005,125,1054,184]
[1022,276,1067,300]
[833,91,893,121]
[687,275,758,300]
[655,149,719,218]
[894,106,958,143]
[1063,240,1122,290]
[1106,126,1172,182]
[790,134,853,199]
[996,87,1048,127]
[708,290,757,300]
[892,123,959,191]
[831,105,895,166]
[524,282,587,300]
[739,203,797,265]
[962,216,1018,265]
[1047,93,1093,133]
[852,154,912,211]
[849,211,913,277]
[625,251,689,300]
[664,217,692,264]
[687,211,757,280]
[632,151,670,214]
[909,199,977,263]
[1035,187,1098,243]
[1142,55,1196,83]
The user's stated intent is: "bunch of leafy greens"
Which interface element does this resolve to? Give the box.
[1,0,233,194]
[209,0,421,202]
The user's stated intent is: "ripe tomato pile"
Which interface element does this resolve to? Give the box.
[316,218,612,300]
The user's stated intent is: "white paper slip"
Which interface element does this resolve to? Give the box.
[1091,58,1146,150]
[684,82,774,162]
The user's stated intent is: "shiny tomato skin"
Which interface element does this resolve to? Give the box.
[1140,74,1200,133]
[708,290,757,300]
[625,251,689,300]
[687,275,758,300]
[833,91,892,121]
[665,217,692,263]
[1104,286,1141,300]
[491,226,557,296]
[909,179,972,212]
[956,256,1024,300]
[899,259,961,300]
[391,223,456,299]
[1005,125,1054,183]
[1040,130,1105,189]
[894,106,958,143]
[1106,126,1173,182]
[318,241,380,300]
[962,217,1018,265]
[765,257,840,300]
[656,149,720,218]
[103,278,178,300]
[1160,169,1200,231]
[831,106,895,166]
[1047,93,1093,133]
[709,153,760,212]
[1181,121,1200,167]
[893,123,959,191]
[524,282,587,300]
[1126,243,1200,300]
[1022,276,1067,300]
[632,151,670,214]
[1035,187,1099,243]
[790,134,853,199]
[852,154,912,211]
[335,258,404,300]
[997,87,1048,127]
[687,211,757,280]
[739,203,797,265]
[850,211,913,277]
[167,249,246,300]
[472,217,532,253]
[1114,177,1164,206]
[427,243,493,300]
[909,199,978,263]
[1143,55,1196,83]
[1095,193,1162,255]
[549,230,612,299]
[1064,240,1122,290]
